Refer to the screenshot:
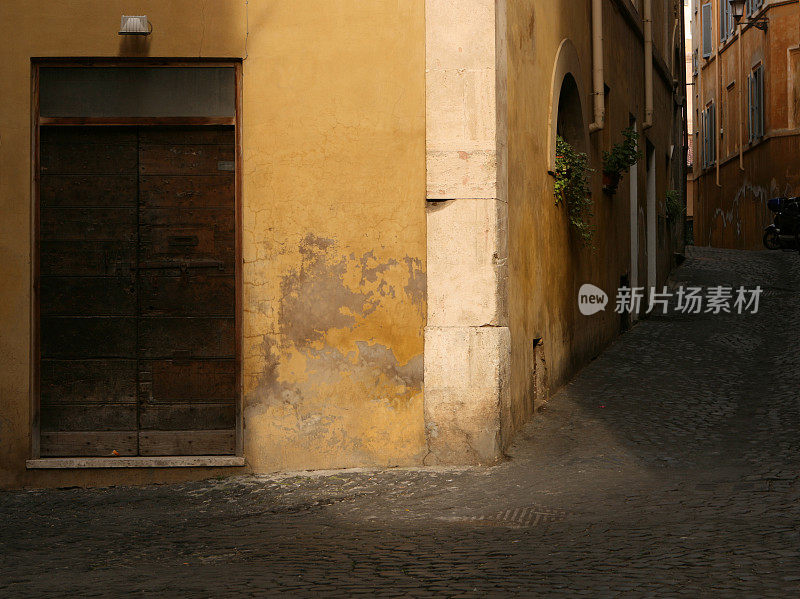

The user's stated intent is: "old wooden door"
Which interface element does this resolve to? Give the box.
[39,126,237,457]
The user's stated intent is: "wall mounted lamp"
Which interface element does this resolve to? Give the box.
[119,15,152,35]
[729,0,769,32]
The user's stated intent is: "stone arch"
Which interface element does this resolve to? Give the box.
[548,38,590,172]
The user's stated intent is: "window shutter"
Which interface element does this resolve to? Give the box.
[700,110,705,167]
[702,3,713,58]
[747,74,754,143]
[758,66,765,139]
[702,110,706,167]
[727,2,734,38]
[755,70,760,139]
[711,104,716,163]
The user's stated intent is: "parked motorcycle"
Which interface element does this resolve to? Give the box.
[763,196,800,250]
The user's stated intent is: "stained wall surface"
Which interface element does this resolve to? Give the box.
[504,0,685,443]
[0,0,685,488]
[692,0,800,249]
[0,0,427,488]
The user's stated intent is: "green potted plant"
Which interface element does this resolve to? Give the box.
[602,126,641,195]
[665,189,684,221]
[554,135,594,247]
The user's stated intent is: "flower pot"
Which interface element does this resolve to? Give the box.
[603,171,621,195]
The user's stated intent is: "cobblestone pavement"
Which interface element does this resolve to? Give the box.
[3,247,800,597]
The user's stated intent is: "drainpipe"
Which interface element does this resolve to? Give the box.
[589,0,605,133]
[738,22,744,170]
[643,0,654,129]
[716,1,722,188]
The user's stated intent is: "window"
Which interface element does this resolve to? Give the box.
[720,0,734,42]
[748,65,765,142]
[702,3,713,58]
[747,0,765,16]
[701,102,716,168]
[39,67,236,118]
[693,49,698,75]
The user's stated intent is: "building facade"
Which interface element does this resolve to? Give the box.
[691,0,800,249]
[0,1,685,489]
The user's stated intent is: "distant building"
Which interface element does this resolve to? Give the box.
[691,0,800,248]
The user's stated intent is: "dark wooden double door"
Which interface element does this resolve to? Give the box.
[39,126,237,457]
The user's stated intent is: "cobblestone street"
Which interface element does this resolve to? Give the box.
[3,247,800,597]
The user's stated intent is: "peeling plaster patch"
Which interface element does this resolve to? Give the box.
[248,341,423,412]
[279,234,372,344]
[403,257,426,306]
[354,341,423,390]
[243,340,426,470]
[710,181,772,243]
[244,233,427,470]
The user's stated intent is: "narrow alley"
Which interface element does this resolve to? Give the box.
[2,247,799,597]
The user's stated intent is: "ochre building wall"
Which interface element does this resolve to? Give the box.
[0,0,426,488]
[693,0,800,249]
[504,0,684,442]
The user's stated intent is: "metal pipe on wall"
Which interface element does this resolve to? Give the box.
[589,0,605,133]
[643,0,654,129]
[716,0,722,187]
[739,22,745,170]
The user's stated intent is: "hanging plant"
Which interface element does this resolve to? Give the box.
[554,135,594,247]
[602,126,641,195]
[665,189,684,221]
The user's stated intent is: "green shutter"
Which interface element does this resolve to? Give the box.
[702,3,713,58]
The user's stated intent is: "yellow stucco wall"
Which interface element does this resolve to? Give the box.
[504,0,683,443]
[0,0,426,488]
[693,1,800,249]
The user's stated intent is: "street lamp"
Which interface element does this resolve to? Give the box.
[728,0,768,31]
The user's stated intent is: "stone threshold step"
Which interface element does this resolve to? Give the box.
[26,456,246,469]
